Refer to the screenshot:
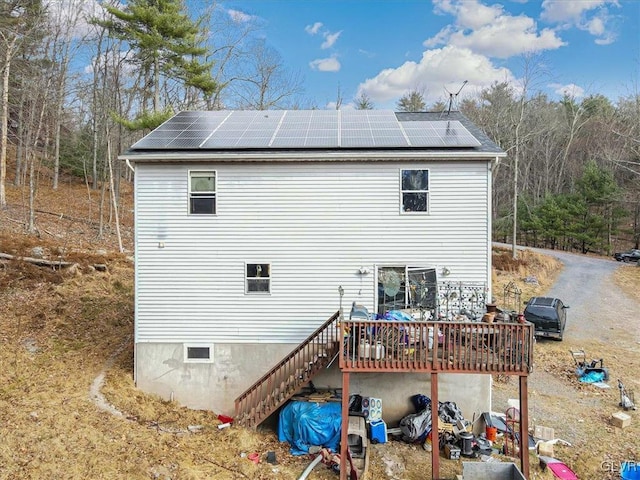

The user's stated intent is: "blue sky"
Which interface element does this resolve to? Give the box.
[219,0,640,109]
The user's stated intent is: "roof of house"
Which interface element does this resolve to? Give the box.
[122,110,505,162]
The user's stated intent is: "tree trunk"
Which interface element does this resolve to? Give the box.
[0,39,16,208]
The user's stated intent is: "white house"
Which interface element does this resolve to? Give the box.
[122,109,507,421]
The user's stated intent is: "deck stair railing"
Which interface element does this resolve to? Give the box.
[234,311,341,428]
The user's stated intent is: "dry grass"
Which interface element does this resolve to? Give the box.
[492,246,563,309]
[614,263,640,303]
[1,176,636,479]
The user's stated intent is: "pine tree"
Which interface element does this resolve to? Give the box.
[396,89,426,112]
[95,0,216,130]
[354,93,374,110]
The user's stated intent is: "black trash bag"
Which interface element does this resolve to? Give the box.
[349,394,363,413]
[410,394,431,412]
[399,408,432,443]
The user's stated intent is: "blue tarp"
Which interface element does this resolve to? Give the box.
[579,370,605,383]
[278,401,342,455]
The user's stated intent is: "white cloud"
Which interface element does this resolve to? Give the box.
[305,22,323,35]
[550,83,585,98]
[428,0,565,58]
[321,30,342,49]
[309,56,341,72]
[45,0,103,39]
[358,49,375,58]
[356,45,515,105]
[227,9,255,23]
[541,0,621,45]
[540,0,614,22]
[305,22,341,49]
[433,0,504,30]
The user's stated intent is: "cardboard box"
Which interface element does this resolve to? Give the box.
[534,425,555,441]
[611,411,632,429]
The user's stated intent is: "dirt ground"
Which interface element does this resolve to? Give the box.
[1,179,639,479]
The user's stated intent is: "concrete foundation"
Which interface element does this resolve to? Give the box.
[135,342,492,421]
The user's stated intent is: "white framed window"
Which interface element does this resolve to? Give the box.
[184,344,215,363]
[245,263,271,294]
[189,171,216,214]
[400,169,429,213]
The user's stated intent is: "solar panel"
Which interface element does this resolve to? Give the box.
[341,110,407,148]
[130,110,482,150]
[401,120,481,147]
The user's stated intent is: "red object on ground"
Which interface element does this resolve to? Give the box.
[539,456,578,480]
[218,414,234,424]
[247,452,260,464]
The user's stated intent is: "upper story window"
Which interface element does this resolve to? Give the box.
[401,169,429,213]
[189,171,216,214]
[246,263,271,294]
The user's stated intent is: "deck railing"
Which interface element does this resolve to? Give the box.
[234,311,342,427]
[339,319,534,374]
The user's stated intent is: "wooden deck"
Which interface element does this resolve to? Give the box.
[339,319,534,374]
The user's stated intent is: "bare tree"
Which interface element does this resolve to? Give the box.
[45,0,87,189]
[231,39,304,110]
[0,0,45,207]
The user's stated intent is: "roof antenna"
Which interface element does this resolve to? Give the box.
[444,80,468,115]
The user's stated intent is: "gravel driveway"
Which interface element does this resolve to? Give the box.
[536,249,639,344]
[492,246,640,461]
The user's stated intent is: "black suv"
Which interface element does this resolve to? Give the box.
[523,297,569,341]
[613,249,640,263]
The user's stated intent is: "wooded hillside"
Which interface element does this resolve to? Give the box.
[0,0,638,254]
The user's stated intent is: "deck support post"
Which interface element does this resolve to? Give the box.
[340,372,350,480]
[519,374,530,478]
[430,372,439,479]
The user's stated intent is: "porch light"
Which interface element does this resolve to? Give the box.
[441,266,450,277]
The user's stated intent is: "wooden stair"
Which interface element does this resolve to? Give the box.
[234,311,342,428]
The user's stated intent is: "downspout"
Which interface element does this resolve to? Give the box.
[488,156,498,302]
[488,156,497,414]
[125,156,137,385]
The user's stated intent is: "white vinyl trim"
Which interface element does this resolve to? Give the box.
[399,168,430,215]
[188,169,217,215]
[184,344,215,363]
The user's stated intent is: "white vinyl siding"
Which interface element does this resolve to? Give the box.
[134,160,491,344]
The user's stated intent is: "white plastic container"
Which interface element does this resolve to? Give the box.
[359,341,385,359]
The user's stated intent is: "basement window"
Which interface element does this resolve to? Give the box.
[246,263,271,294]
[189,171,216,214]
[400,169,429,213]
[184,344,214,363]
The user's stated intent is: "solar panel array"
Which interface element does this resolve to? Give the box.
[131,110,481,150]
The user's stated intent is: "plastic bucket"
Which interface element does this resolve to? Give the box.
[485,426,497,442]
[621,463,640,480]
